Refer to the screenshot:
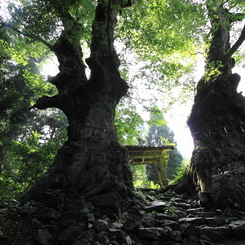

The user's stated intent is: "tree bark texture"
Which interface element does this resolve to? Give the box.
[27,0,134,212]
[187,73,245,210]
[178,2,245,210]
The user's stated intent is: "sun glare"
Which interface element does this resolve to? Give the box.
[40,57,59,77]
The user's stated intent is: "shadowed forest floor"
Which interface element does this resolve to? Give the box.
[1,188,245,244]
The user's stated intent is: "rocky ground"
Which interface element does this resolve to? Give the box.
[1,188,245,244]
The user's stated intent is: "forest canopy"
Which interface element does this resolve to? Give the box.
[2,0,245,109]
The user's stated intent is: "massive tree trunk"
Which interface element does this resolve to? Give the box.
[176,2,245,210]
[26,0,134,213]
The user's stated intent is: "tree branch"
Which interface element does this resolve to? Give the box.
[224,24,245,62]
[29,95,61,110]
[0,22,53,50]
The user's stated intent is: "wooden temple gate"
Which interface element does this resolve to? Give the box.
[126,146,174,186]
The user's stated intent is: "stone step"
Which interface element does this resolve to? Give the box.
[137,227,173,241]
[159,196,173,202]
[186,207,205,215]
[143,201,167,213]
[179,217,206,226]
[172,202,191,209]
[205,217,227,226]
[155,213,178,221]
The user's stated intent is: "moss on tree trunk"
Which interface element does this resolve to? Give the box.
[174,2,245,210]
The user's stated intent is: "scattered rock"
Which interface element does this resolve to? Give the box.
[36,229,54,245]
[205,217,227,226]
[112,221,123,229]
[186,207,204,215]
[145,194,155,201]
[141,213,159,227]
[73,229,96,245]
[174,209,187,218]
[138,227,173,241]
[6,188,245,244]
[96,231,110,244]
[200,226,230,242]
[160,220,179,230]
[48,196,65,211]
[68,196,85,211]
[173,202,191,209]
[0,230,9,245]
[160,196,172,202]
[199,211,215,218]
[155,213,178,221]
[179,217,206,225]
[123,217,140,232]
[144,201,167,213]
[229,220,245,239]
[125,235,133,245]
[108,229,128,244]
[36,207,61,221]
[58,226,76,243]
[61,211,82,221]
[179,223,200,236]
[93,219,109,232]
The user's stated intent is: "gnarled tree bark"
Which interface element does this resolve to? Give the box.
[175,2,245,210]
[25,0,134,213]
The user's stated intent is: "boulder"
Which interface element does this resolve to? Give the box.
[93,219,109,232]
[138,227,173,241]
[141,213,159,228]
[160,220,179,230]
[36,207,61,221]
[155,213,178,221]
[58,226,75,243]
[179,217,205,225]
[61,211,83,221]
[36,229,54,245]
[96,231,110,245]
[179,223,200,236]
[108,229,131,244]
[200,226,230,242]
[205,217,227,226]
[144,201,167,213]
[229,220,245,239]
[123,217,140,232]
